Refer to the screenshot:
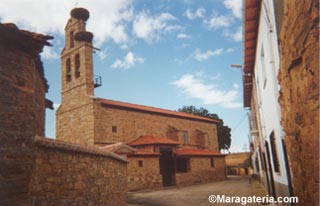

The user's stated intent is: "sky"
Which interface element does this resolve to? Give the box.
[0,0,250,153]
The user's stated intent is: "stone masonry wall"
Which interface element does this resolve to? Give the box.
[94,103,218,152]
[0,26,48,205]
[278,0,319,205]
[127,157,162,191]
[175,157,226,186]
[31,142,127,206]
[56,99,95,146]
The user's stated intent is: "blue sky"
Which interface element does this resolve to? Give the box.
[0,0,249,152]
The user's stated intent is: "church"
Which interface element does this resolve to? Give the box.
[56,7,226,191]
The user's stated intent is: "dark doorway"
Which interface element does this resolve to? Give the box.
[159,148,175,186]
[282,139,294,199]
[265,141,276,198]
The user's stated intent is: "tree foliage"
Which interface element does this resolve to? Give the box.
[178,105,231,151]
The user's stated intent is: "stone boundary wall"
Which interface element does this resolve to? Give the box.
[278,0,319,205]
[31,137,128,206]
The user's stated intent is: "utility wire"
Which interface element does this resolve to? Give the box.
[232,113,247,132]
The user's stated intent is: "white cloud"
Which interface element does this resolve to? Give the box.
[97,49,108,60]
[226,48,236,53]
[223,0,242,19]
[0,0,72,34]
[172,74,241,108]
[204,13,234,30]
[41,47,59,60]
[233,83,240,89]
[120,44,129,50]
[193,48,223,61]
[133,11,181,43]
[184,8,205,20]
[211,74,221,80]
[111,51,144,69]
[223,26,242,42]
[177,33,191,39]
[80,0,133,46]
[0,0,133,46]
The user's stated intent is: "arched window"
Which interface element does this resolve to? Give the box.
[66,58,71,82]
[70,31,74,48]
[75,54,80,78]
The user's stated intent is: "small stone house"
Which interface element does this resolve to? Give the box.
[56,8,227,191]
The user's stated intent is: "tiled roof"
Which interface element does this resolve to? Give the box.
[128,150,161,157]
[0,23,53,91]
[130,135,180,146]
[98,98,219,124]
[175,149,226,157]
[99,142,136,154]
[0,23,53,52]
[35,136,128,163]
[243,0,261,107]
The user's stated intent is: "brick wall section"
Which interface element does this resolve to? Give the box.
[0,24,51,205]
[175,157,226,185]
[94,103,218,151]
[127,157,162,191]
[277,0,319,205]
[31,139,127,206]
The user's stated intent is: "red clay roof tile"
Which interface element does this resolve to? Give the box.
[130,135,180,146]
[98,98,219,124]
[99,142,136,154]
[128,149,161,156]
[35,136,128,162]
[175,149,226,157]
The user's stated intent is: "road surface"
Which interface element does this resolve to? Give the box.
[128,176,269,206]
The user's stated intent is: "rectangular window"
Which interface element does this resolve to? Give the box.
[270,131,280,173]
[138,160,143,167]
[176,158,190,173]
[182,131,188,144]
[112,126,117,133]
[210,158,215,168]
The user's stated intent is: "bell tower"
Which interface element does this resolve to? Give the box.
[61,7,94,101]
[56,8,96,145]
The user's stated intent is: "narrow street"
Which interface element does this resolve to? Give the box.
[128,176,269,206]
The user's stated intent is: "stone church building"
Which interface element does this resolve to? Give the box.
[56,8,226,191]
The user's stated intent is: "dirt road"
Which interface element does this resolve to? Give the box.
[128,176,269,206]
